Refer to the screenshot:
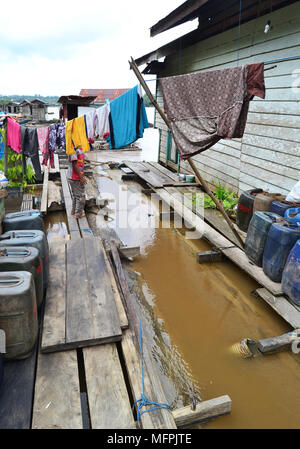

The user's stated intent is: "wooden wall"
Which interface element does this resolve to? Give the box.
[155,2,300,195]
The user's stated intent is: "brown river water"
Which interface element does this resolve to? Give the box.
[43,164,300,429]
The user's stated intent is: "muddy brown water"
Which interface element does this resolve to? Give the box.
[44,211,68,241]
[92,167,300,429]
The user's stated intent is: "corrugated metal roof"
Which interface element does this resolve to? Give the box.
[79,89,130,103]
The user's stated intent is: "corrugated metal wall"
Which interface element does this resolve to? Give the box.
[155,2,300,195]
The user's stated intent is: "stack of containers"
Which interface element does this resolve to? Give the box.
[0,210,47,360]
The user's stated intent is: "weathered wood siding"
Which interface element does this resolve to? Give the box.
[155,2,300,195]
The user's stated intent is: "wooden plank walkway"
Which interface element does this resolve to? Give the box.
[0,344,38,429]
[41,236,122,353]
[124,161,198,189]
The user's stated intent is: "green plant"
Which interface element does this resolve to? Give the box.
[0,148,36,188]
[193,179,239,217]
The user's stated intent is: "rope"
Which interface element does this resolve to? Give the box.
[237,0,242,66]
[134,317,170,422]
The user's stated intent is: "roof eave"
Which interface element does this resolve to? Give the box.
[150,0,208,37]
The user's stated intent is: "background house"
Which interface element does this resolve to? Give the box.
[135,0,300,196]
[57,95,97,121]
[79,88,130,106]
[19,99,47,121]
[3,102,20,114]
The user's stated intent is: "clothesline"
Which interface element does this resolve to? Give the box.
[1,84,150,178]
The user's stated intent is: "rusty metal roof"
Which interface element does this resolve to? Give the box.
[57,95,97,105]
[79,89,130,103]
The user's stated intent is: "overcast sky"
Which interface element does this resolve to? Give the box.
[0,0,198,97]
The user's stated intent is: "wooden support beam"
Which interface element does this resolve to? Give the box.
[118,245,140,259]
[129,56,245,249]
[121,174,138,181]
[258,329,300,354]
[172,395,232,428]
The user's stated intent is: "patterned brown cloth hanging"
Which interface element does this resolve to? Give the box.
[160,62,265,160]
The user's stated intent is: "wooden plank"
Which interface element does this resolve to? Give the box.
[47,181,63,211]
[65,237,122,348]
[0,344,38,429]
[60,169,81,237]
[125,162,165,188]
[82,237,122,339]
[101,240,128,330]
[255,288,300,329]
[172,395,231,428]
[158,187,283,296]
[83,344,135,429]
[41,238,67,352]
[148,161,179,182]
[121,328,176,429]
[32,350,82,429]
[119,246,140,259]
[40,166,49,214]
[111,245,176,429]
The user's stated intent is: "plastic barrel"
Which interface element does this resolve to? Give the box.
[0,246,43,308]
[245,211,280,266]
[263,223,300,283]
[284,208,300,227]
[3,210,44,233]
[0,271,38,360]
[0,230,49,292]
[282,240,300,306]
[236,188,263,232]
[271,201,293,217]
[253,193,283,214]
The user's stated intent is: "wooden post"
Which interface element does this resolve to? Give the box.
[129,57,245,249]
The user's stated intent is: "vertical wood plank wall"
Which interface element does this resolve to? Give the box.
[155,2,300,195]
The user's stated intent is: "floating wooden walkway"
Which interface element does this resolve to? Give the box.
[0,163,232,430]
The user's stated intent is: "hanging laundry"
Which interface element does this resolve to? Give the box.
[7,117,21,154]
[95,104,110,139]
[0,128,4,160]
[57,123,66,151]
[37,126,50,167]
[160,63,265,160]
[108,85,149,149]
[65,115,90,155]
[21,126,43,182]
[85,108,97,139]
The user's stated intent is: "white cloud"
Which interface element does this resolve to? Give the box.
[1,0,198,96]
